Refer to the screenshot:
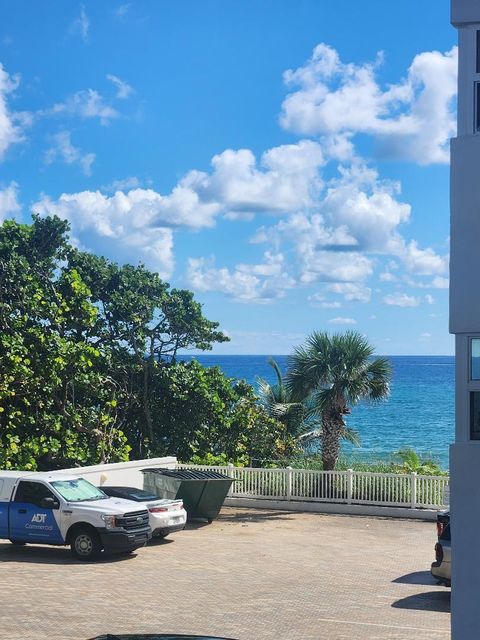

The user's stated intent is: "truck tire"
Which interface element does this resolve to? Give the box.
[70,527,102,560]
[9,540,26,546]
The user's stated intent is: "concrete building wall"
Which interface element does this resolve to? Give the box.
[450,2,480,638]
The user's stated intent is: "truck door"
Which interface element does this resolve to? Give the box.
[10,481,64,544]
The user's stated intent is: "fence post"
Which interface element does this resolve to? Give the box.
[410,472,417,509]
[286,466,293,501]
[227,463,234,497]
[347,469,353,505]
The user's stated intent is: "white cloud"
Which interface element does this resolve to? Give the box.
[49,89,119,125]
[326,282,371,302]
[183,140,325,215]
[420,332,432,340]
[44,131,95,176]
[321,163,411,252]
[382,292,420,307]
[0,181,21,222]
[31,139,326,282]
[308,294,342,309]
[186,253,295,303]
[425,294,435,304]
[114,4,131,21]
[223,211,255,221]
[301,250,373,284]
[280,43,457,164]
[33,187,222,230]
[431,276,449,289]
[102,176,141,193]
[403,274,450,289]
[380,271,397,282]
[70,4,89,42]
[106,74,133,99]
[400,240,448,275]
[0,63,27,160]
[329,317,357,325]
[252,161,414,287]
[32,190,179,278]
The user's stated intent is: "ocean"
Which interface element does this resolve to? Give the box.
[178,355,454,470]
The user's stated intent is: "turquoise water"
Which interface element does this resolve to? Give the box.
[179,355,454,470]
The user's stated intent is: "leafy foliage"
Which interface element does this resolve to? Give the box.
[0,216,229,470]
[392,448,445,475]
[144,360,295,465]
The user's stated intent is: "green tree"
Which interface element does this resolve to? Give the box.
[0,216,229,469]
[286,331,391,470]
[146,360,294,464]
[0,216,129,469]
[68,251,228,456]
[257,357,361,451]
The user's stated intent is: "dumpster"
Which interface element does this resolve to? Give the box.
[142,468,233,523]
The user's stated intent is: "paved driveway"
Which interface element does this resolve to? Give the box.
[0,508,450,640]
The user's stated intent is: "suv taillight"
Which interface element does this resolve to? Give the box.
[437,522,444,537]
[435,542,444,563]
[149,507,168,513]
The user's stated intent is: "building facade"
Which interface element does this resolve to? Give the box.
[450,1,480,637]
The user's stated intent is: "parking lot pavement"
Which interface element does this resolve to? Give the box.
[0,507,450,640]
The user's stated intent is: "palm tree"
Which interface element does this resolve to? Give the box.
[257,357,362,452]
[256,358,308,439]
[286,331,391,471]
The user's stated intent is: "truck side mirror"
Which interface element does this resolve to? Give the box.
[41,497,59,510]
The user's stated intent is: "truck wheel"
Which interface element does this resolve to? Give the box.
[70,528,102,560]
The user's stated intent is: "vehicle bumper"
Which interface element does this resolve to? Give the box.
[152,522,186,537]
[98,527,151,553]
[431,561,451,586]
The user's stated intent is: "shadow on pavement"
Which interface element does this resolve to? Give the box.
[184,520,214,531]
[0,542,138,565]
[393,570,437,586]
[217,510,293,523]
[392,590,451,613]
[147,537,175,547]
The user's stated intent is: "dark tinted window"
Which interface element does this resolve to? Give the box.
[477,31,480,73]
[101,487,157,501]
[441,523,451,542]
[470,391,480,439]
[476,83,480,132]
[14,482,56,507]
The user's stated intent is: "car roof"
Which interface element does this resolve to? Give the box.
[0,471,84,482]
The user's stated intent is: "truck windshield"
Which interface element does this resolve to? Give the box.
[51,478,108,502]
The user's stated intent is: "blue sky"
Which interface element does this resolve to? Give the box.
[0,1,456,355]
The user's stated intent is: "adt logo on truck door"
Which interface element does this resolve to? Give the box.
[31,513,47,524]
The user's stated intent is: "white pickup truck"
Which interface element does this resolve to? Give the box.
[0,471,151,559]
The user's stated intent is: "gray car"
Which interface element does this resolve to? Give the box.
[431,522,451,586]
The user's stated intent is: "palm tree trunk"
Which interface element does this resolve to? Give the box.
[321,414,341,471]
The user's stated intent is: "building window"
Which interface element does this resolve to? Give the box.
[472,339,480,379]
[477,30,480,73]
[475,82,480,132]
[471,392,480,440]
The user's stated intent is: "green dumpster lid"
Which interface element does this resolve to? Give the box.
[141,468,230,480]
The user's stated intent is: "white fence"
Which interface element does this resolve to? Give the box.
[178,464,449,510]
